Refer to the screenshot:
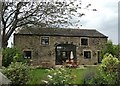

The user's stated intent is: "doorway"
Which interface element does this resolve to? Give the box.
[55,44,76,65]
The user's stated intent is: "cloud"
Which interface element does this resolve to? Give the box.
[8,0,119,47]
[79,0,119,44]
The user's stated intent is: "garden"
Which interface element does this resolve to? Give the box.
[29,66,97,84]
[1,40,120,85]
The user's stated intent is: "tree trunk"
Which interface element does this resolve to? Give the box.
[2,34,8,48]
[0,2,3,66]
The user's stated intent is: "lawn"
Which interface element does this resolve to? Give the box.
[29,68,49,84]
[29,66,97,84]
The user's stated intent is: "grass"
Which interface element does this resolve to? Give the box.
[70,68,87,84]
[29,66,97,84]
[70,66,97,84]
[29,68,49,84]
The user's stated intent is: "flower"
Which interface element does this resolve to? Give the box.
[53,73,57,75]
[42,80,48,84]
[47,75,52,79]
[58,71,62,74]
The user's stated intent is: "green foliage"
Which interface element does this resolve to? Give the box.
[29,68,91,84]
[42,68,76,85]
[101,40,119,58]
[2,47,24,67]
[101,53,119,72]
[88,54,120,85]
[2,62,30,84]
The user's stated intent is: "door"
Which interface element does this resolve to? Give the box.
[55,44,76,65]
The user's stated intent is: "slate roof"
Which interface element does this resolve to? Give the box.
[15,27,108,38]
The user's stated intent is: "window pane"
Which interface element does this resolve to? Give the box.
[24,51,31,59]
[81,38,88,45]
[41,37,49,45]
[84,51,91,59]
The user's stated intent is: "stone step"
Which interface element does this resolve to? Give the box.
[0,71,11,85]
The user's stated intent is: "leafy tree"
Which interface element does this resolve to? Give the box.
[114,44,120,60]
[2,47,24,67]
[1,1,96,48]
[101,40,119,58]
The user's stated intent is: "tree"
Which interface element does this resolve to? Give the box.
[0,2,2,66]
[101,40,119,58]
[2,47,24,67]
[1,1,96,48]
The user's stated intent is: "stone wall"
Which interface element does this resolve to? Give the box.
[14,34,107,67]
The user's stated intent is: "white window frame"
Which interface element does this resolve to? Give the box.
[40,36,50,45]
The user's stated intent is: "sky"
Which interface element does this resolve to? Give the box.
[78,0,119,44]
[8,0,119,47]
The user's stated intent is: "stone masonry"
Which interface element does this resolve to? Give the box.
[14,27,107,67]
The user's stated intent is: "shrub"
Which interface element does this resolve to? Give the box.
[101,53,119,73]
[42,68,76,85]
[2,47,24,67]
[88,53,120,85]
[2,62,30,85]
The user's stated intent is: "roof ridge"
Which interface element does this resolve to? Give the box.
[15,27,108,38]
[42,27,97,30]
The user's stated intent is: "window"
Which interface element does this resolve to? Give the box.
[97,51,101,63]
[81,38,88,45]
[41,37,49,45]
[84,51,91,59]
[24,51,31,59]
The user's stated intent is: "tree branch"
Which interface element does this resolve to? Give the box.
[5,10,16,24]
[6,17,15,28]
[5,2,23,41]
[18,4,40,22]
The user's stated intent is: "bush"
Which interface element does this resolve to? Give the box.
[42,68,76,85]
[88,53,120,85]
[2,62,30,85]
[101,53,119,73]
[2,47,24,67]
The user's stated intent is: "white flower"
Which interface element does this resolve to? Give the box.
[58,71,62,74]
[47,75,52,79]
[46,69,50,72]
[36,66,39,68]
[53,73,57,75]
[62,80,66,83]
[42,80,48,84]
[50,68,54,71]
[61,68,65,71]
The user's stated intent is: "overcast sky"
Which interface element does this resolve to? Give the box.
[8,0,119,47]
[79,0,119,44]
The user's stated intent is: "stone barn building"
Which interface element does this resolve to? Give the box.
[14,27,108,67]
